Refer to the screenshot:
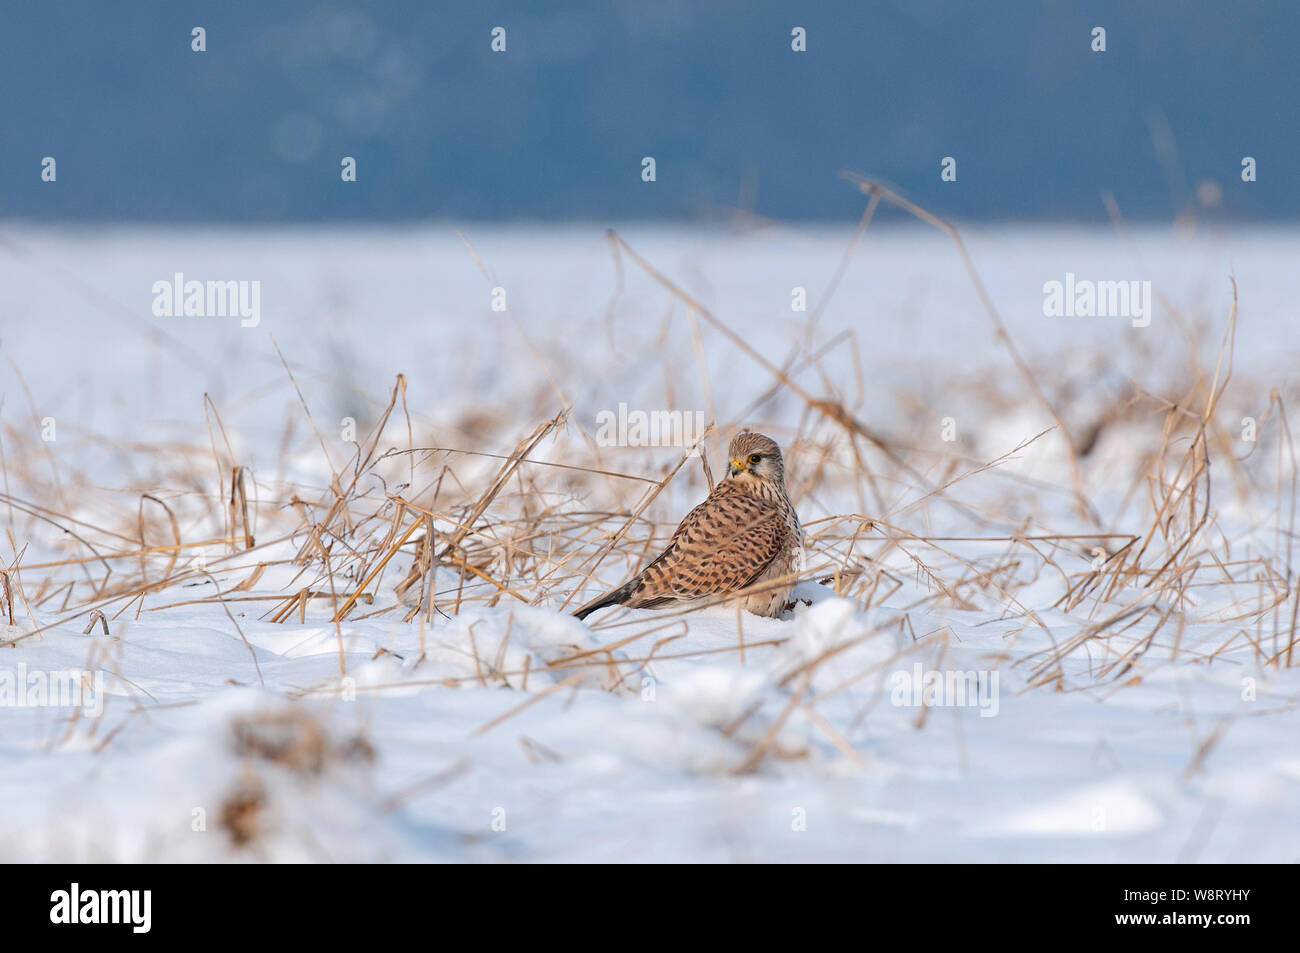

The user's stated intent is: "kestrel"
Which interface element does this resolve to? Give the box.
[573,432,803,620]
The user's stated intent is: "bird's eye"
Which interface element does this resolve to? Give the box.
[748,454,761,464]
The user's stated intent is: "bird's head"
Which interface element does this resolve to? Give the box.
[726,431,785,485]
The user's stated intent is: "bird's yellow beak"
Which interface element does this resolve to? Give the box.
[729,458,746,476]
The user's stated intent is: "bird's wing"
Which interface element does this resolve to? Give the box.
[635,482,787,600]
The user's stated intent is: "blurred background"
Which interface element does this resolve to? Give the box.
[2,0,1296,224]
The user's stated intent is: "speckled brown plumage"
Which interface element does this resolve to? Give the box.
[574,432,803,620]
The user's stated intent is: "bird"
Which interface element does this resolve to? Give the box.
[573,431,803,621]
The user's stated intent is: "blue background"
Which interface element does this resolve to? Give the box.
[3,0,1295,221]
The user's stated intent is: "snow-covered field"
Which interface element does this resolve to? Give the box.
[1,221,1298,862]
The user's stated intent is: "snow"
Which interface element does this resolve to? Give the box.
[1,222,1298,862]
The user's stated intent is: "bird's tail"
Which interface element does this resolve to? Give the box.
[572,579,639,621]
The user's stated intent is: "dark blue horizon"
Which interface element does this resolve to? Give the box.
[3,0,1296,224]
